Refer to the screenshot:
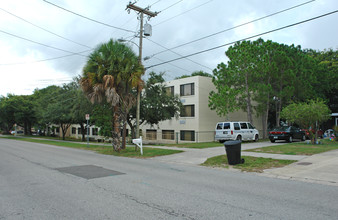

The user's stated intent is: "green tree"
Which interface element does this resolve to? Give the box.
[304,48,338,112]
[0,95,36,135]
[91,103,113,138]
[80,39,143,151]
[281,99,331,143]
[127,72,183,138]
[253,39,278,138]
[43,83,76,140]
[32,85,62,135]
[12,95,36,135]
[0,95,16,134]
[209,40,257,123]
[210,39,320,138]
[70,79,94,141]
[175,70,212,79]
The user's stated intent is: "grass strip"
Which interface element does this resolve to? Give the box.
[1,136,183,158]
[202,155,296,172]
[245,139,338,155]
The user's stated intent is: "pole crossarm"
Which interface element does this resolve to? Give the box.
[127,3,158,17]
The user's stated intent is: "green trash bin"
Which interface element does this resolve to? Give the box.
[224,140,245,165]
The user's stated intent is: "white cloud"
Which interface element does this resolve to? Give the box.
[0,0,337,96]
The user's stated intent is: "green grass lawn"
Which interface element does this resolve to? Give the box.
[202,155,296,172]
[155,142,223,149]
[245,139,338,155]
[149,139,270,149]
[1,136,183,158]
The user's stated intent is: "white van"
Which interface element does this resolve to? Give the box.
[215,121,259,142]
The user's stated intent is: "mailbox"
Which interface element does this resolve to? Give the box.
[132,136,143,155]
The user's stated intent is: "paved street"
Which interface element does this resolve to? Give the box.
[1,138,338,220]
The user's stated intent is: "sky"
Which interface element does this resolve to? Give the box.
[0,0,337,96]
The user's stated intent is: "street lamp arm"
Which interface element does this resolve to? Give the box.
[117,38,139,48]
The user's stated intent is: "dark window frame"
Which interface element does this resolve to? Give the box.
[181,104,195,117]
[162,130,175,140]
[92,128,98,136]
[165,86,174,96]
[146,129,157,140]
[180,130,195,141]
[180,83,195,96]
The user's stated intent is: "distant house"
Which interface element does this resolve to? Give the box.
[140,76,264,143]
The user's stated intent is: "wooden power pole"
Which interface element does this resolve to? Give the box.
[126,2,158,138]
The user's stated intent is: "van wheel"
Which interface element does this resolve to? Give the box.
[219,140,225,143]
[236,135,242,142]
[254,134,259,142]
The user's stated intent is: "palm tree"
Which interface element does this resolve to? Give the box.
[80,39,144,151]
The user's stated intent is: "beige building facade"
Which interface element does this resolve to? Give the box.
[140,76,263,143]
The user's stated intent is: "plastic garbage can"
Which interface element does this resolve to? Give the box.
[224,140,244,165]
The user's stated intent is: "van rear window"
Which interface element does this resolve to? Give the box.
[223,123,230,129]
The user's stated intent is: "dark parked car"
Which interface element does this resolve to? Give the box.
[269,126,306,143]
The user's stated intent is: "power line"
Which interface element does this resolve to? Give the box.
[43,0,135,33]
[146,10,338,70]
[0,49,92,66]
[154,0,214,27]
[150,0,315,57]
[0,7,92,49]
[0,29,89,56]
[145,38,213,71]
[150,56,191,73]
[150,0,162,7]
[159,0,184,13]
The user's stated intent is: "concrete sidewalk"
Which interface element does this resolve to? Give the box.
[148,141,304,165]
[148,141,338,187]
[261,149,338,186]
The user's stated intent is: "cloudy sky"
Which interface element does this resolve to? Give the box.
[0,0,337,96]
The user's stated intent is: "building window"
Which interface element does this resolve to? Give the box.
[146,129,157,140]
[165,86,174,96]
[92,128,98,136]
[180,130,195,141]
[180,83,194,96]
[181,105,195,117]
[72,127,76,134]
[78,128,82,135]
[162,130,175,140]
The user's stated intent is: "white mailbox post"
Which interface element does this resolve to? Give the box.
[132,136,143,155]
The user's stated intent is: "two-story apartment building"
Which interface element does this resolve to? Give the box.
[140,76,263,143]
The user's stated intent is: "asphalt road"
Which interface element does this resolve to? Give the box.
[1,138,337,220]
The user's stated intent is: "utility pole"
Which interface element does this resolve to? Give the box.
[126,2,158,138]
